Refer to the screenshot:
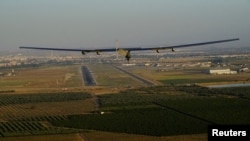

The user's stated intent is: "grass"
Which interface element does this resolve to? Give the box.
[0,99,95,120]
[0,92,95,137]
[0,133,83,141]
[0,132,207,141]
[0,63,249,140]
[84,131,207,141]
[131,67,250,86]
[0,92,94,120]
[51,86,250,136]
[0,65,83,93]
[52,107,209,136]
[156,97,250,124]
[87,64,147,87]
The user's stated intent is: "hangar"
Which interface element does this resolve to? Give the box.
[209,69,237,75]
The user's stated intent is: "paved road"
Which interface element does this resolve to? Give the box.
[81,66,96,86]
[79,133,88,141]
[112,65,155,86]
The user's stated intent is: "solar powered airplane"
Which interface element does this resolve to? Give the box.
[20,38,239,62]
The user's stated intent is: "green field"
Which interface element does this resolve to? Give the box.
[0,65,83,93]
[87,64,147,87]
[0,134,83,141]
[131,69,250,86]
[0,92,93,137]
[1,85,249,139]
[0,64,249,140]
[51,86,250,136]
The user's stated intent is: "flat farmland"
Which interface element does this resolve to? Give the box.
[0,92,95,137]
[51,86,250,138]
[0,132,206,141]
[0,99,95,120]
[84,131,206,141]
[0,65,83,93]
[87,64,147,87]
[0,63,249,140]
[0,64,152,94]
[0,133,84,141]
[0,85,249,140]
[130,67,250,86]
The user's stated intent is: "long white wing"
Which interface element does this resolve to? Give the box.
[20,38,239,61]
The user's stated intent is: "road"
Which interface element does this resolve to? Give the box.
[81,66,96,86]
[112,65,155,86]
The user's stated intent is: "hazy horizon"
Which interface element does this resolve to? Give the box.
[1,0,249,51]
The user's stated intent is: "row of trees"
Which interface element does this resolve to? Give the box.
[50,85,250,136]
[52,108,208,136]
[0,92,91,106]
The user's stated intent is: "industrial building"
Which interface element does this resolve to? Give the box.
[209,69,237,75]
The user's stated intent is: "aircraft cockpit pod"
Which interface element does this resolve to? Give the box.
[96,51,101,55]
[125,50,131,62]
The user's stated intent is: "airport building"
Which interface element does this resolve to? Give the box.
[209,69,237,75]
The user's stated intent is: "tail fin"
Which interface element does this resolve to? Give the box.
[115,39,119,60]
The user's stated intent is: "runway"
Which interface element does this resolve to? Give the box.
[81,66,96,86]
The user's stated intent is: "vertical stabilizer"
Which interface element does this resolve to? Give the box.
[115,39,119,60]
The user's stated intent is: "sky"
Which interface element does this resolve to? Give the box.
[0,0,249,51]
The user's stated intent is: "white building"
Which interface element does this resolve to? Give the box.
[209,69,237,75]
[122,63,136,66]
[239,67,249,72]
